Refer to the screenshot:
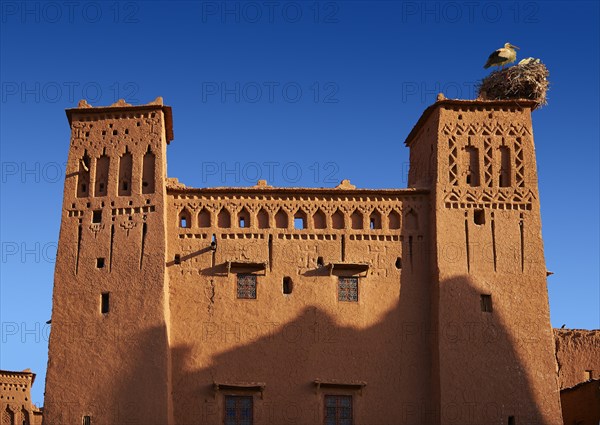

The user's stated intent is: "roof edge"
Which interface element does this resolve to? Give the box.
[166,185,429,197]
[404,98,538,147]
[65,97,173,143]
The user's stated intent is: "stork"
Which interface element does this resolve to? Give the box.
[484,43,520,69]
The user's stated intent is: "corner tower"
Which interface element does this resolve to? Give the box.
[44,99,174,425]
[406,98,563,424]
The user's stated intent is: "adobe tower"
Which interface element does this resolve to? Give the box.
[407,98,562,424]
[43,97,563,425]
[44,98,174,425]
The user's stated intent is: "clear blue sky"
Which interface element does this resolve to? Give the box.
[1,0,598,406]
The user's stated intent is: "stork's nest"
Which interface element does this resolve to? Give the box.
[477,62,549,108]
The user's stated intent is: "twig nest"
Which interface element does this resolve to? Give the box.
[477,61,549,109]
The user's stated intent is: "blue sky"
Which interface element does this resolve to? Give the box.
[1,0,598,405]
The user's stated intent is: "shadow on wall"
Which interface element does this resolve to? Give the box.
[560,379,600,425]
[109,325,172,425]
[162,278,556,425]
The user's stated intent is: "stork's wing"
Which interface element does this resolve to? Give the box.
[484,49,511,69]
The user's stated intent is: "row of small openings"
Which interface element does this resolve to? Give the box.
[179,207,415,231]
[100,127,130,137]
[455,107,517,115]
[76,111,155,123]
[463,146,512,188]
[76,147,155,198]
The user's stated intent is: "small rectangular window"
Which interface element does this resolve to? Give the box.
[237,274,257,299]
[92,210,102,223]
[584,370,593,380]
[481,294,493,313]
[101,292,110,314]
[338,277,358,302]
[508,416,515,425]
[83,416,91,425]
[174,254,181,265]
[283,277,293,295]
[225,395,253,425]
[474,209,485,225]
[96,258,105,269]
[324,395,352,425]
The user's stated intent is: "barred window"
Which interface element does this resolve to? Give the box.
[338,277,358,302]
[237,274,257,299]
[225,395,253,425]
[324,395,352,425]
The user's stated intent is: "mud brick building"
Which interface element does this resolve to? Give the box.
[0,369,43,425]
[43,96,566,424]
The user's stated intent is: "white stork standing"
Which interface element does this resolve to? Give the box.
[484,43,520,69]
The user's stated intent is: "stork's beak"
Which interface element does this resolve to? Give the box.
[510,44,520,50]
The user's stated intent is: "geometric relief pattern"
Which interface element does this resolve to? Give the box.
[514,136,525,187]
[442,120,531,189]
[483,137,493,187]
[448,136,459,186]
[171,194,422,233]
[2,408,12,425]
[444,187,535,210]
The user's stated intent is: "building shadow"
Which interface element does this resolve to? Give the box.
[162,275,558,424]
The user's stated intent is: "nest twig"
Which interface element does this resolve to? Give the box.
[477,62,549,109]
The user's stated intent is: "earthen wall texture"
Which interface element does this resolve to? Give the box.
[408,102,563,425]
[555,329,600,425]
[43,98,567,425]
[559,379,600,425]
[555,329,600,389]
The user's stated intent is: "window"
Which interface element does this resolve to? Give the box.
[369,210,381,229]
[237,274,257,299]
[338,277,358,302]
[474,209,485,225]
[283,277,293,294]
[584,370,593,380]
[238,208,250,228]
[465,146,480,187]
[481,294,493,313]
[294,210,307,229]
[324,395,352,425]
[96,258,105,268]
[83,416,91,425]
[101,293,109,314]
[499,146,511,187]
[508,416,515,425]
[92,210,102,223]
[225,395,253,425]
[179,209,191,228]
